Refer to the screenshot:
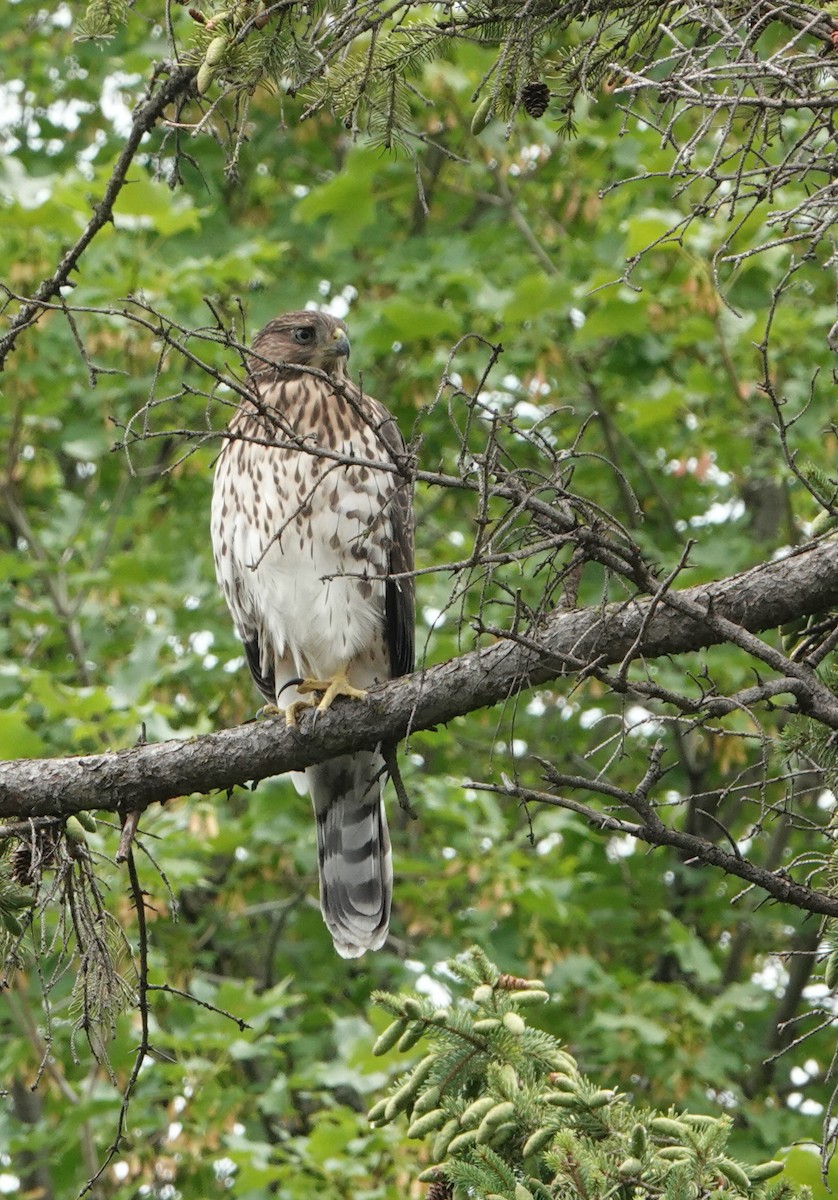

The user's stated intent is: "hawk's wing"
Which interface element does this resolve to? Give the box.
[211,377,293,706]
[243,632,276,703]
[376,409,415,679]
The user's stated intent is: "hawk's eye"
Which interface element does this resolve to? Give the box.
[293,327,316,344]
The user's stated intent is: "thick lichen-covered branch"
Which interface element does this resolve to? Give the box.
[0,538,835,821]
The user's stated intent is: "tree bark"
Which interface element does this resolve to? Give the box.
[0,538,836,820]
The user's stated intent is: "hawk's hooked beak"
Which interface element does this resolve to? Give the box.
[328,327,351,360]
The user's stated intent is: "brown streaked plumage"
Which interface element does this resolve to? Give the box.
[210,310,414,958]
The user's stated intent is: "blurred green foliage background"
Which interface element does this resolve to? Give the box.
[0,2,836,1196]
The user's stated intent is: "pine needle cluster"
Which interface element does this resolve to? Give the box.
[802,463,838,535]
[0,815,137,1064]
[76,0,132,42]
[368,947,804,1200]
[780,676,838,797]
[69,0,838,244]
[184,1,306,98]
[69,1,678,144]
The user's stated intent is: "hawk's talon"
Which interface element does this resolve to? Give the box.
[296,677,334,696]
[284,695,318,727]
[319,677,367,712]
[297,669,368,713]
[265,671,366,728]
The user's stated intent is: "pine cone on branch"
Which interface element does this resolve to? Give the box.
[522,80,550,117]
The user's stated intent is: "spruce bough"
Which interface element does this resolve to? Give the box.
[368,947,803,1200]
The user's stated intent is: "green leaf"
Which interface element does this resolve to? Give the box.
[293,147,380,247]
[591,1011,669,1047]
[0,710,46,757]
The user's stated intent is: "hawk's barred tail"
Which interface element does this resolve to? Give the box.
[308,752,392,959]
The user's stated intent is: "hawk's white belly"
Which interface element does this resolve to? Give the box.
[213,441,392,693]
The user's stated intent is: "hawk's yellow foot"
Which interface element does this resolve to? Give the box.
[298,668,368,713]
[257,699,317,727]
[283,695,319,727]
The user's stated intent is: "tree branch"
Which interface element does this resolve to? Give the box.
[0,65,195,372]
[0,538,836,820]
[473,778,838,920]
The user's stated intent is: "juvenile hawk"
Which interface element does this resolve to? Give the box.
[210,311,414,958]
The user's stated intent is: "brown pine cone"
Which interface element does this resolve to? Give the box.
[522,81,550,117]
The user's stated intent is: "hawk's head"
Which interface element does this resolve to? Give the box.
[249,311,351,381]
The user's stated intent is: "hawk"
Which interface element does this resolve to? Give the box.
[210,311,415,958]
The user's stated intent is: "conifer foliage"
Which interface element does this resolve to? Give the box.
[370,948,799,1200]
